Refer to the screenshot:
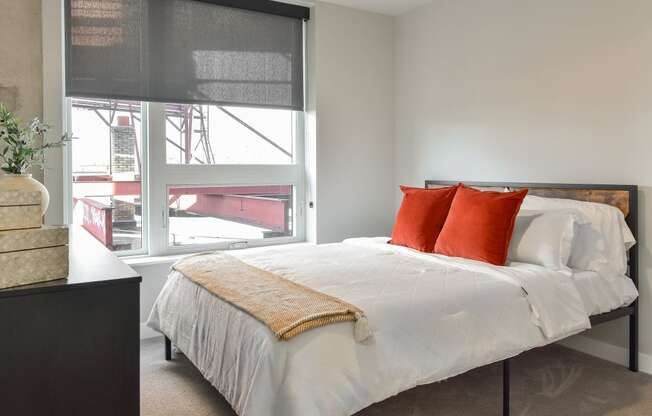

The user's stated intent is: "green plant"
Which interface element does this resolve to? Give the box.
[0,103,70,174]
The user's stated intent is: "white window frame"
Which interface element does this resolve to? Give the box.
[62,101,305,257]
[64,98,150,257]
[146,102,306,256]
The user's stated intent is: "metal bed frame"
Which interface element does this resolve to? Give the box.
[164,180,639,416]
[425,181,639,416]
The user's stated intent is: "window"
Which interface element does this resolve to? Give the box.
[147,101,304,255]
[63,0,309,256]
[69,98,145,254]
[164,105,295,165]
[67,100,304,256]
[168,185,294,246]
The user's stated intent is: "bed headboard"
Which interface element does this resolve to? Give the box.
[424,181,639,288]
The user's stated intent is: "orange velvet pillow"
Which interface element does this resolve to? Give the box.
[389,185,458,252]
[434,184,528,265]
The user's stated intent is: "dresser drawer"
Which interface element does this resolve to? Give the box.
[0,282,140,416]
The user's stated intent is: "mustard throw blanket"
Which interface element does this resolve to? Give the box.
[173,252,371,342]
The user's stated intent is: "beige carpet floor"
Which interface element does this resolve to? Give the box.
[141,338,652,416]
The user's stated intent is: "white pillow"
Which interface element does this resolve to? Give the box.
[521,195,635,275]
[508,209,586,271]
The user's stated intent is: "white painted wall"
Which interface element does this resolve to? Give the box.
[134,261,174,339]
[308,2,395,243]
[395,0,652,360]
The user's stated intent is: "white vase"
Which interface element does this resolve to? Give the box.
[0,174,50,215]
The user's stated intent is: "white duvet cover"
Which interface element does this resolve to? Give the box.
[148,238,596,416]
[570,269,638,316]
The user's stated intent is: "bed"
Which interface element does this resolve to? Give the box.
[147,181,639,416]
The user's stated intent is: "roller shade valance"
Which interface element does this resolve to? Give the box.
[65,0,308,110]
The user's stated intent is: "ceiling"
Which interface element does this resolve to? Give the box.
[318,0,433,16]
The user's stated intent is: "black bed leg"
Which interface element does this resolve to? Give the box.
[503,359,510,416]
[629,305,638,372]
[165,336,172,361]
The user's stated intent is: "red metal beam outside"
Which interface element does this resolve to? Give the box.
[73,179,291,199]
[185,194,288,232]
[77,198,113,249]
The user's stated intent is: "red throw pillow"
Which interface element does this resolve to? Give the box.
[389,185,458,252]
[434,184,528,265]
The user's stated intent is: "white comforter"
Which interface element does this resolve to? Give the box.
[148,238,593,416]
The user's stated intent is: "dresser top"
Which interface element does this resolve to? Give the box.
[0,226,141,299]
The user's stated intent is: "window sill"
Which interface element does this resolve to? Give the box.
[123,254,187,267]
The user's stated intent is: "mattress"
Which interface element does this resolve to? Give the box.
[147,238,600,416]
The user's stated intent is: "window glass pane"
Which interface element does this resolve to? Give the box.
[70,98,143,253]
[168,185,294,246]
[165,104,293,165]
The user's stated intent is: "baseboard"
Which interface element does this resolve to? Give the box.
[558,334,652,375]
[140,323,163,340]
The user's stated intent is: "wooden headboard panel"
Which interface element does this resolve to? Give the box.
[425,181,639,285]
[425,181,635,217]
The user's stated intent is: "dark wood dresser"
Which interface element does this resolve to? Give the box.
[0,227,142,416]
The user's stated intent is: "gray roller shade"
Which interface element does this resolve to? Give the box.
[65,0,306,110]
